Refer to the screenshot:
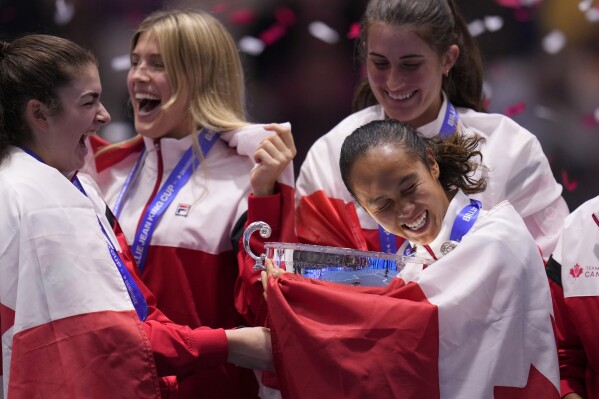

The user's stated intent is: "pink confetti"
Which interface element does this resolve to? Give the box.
[228,9,256,25]
[260,24,287,46]
[582,113,599,129]
[275,7,296,27]
[212,4,230,14]
[561,170,578,192]
[513,7,535,22]
[503,102,526,117]
[347,22,360,39]
[495,0,542,7]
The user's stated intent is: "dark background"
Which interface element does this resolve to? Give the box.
[2,0,598,211]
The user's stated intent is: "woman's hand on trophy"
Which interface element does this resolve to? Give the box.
[261,258,288,299]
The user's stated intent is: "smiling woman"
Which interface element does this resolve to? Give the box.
[84,9,297,398]
[0,34,275,399]
[262,118,560,398]
[0,34,161,398]
[31,64,110,174]
[296,0,569,264]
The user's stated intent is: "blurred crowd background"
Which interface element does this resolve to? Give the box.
[1,0,598,210]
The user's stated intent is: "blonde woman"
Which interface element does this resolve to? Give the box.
[86,10,295,398]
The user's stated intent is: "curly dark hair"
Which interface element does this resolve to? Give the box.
[340,118,487,200]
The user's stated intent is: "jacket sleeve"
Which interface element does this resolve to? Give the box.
[108,207,229,378]
[234,182,296,326]
[499,131,569,259]
[547,257,587,397]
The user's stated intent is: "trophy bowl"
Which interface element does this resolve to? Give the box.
[243,221,426,287]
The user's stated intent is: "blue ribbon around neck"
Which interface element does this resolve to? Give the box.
[126,129,219,274]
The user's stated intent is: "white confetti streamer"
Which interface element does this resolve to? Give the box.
[308,21,339,44]
[238,36,265,56]
[484,16,504,32]
[578,0,593,12]
[54,0,75,25]
[586,7,599,22]
[111,54,131,72]
[468,20,485,37]
[534,105,559,122]
[542,30,566,54]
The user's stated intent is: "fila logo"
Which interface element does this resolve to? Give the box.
[175,203,191,217]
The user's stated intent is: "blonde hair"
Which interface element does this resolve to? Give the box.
[131,9,249,135]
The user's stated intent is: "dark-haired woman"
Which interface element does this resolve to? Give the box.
[264,119,559,398]
[0,34,272,399]
[296,0,568,261]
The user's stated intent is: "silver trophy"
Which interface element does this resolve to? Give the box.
[243,221,427,287]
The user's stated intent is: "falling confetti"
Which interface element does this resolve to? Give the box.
[582,113,599,128]
[578,0,593,12]
[228,9,256,25]
[212,4,230,14]
[586,7,599,22]
[513,7,535,22]
[308,21,340,44]
[504,102,526,117]
[534,105,559,122]
[468,19,485,37]
[542,30,566,54]
[54,0,74,26]
[259,24,287,46]
[594,108,599,123]
[347,22,360,39]
[494,0,543,7]
[111,54,131,72]
[484,16,504,32]
[275,7,296,27]
[561,170,578,192]
[482,81,493,102]
[238,36,265,56]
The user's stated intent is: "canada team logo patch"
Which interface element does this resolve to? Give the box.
[569,263,583,279]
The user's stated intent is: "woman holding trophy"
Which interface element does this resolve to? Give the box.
[261,119,560,398]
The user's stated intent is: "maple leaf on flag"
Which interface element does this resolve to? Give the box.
[569,264,583,279]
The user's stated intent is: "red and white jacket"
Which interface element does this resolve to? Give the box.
[546,195,599,398]
[296,95,569,259]
[85,124,295,398]
[0,148,161,399]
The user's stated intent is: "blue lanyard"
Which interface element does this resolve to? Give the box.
[378,228,397,254]
[19,146,148,321]
[402,198,482,256]
[129,130,218,274]
[438,101,459,138]
[449,199,481,242]
[378,101,460,252]
[71,176,149,321]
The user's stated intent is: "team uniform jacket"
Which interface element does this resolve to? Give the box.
[546,196,599,398]
[85,124,295,398]
[0,148,161,399]
[296,95,569,259]
[79,174,230,398]
[268,191,560,398]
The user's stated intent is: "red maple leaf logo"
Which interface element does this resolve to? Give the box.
[569,264,583,279]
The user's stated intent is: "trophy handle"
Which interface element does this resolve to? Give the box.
[242,221,272,271]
